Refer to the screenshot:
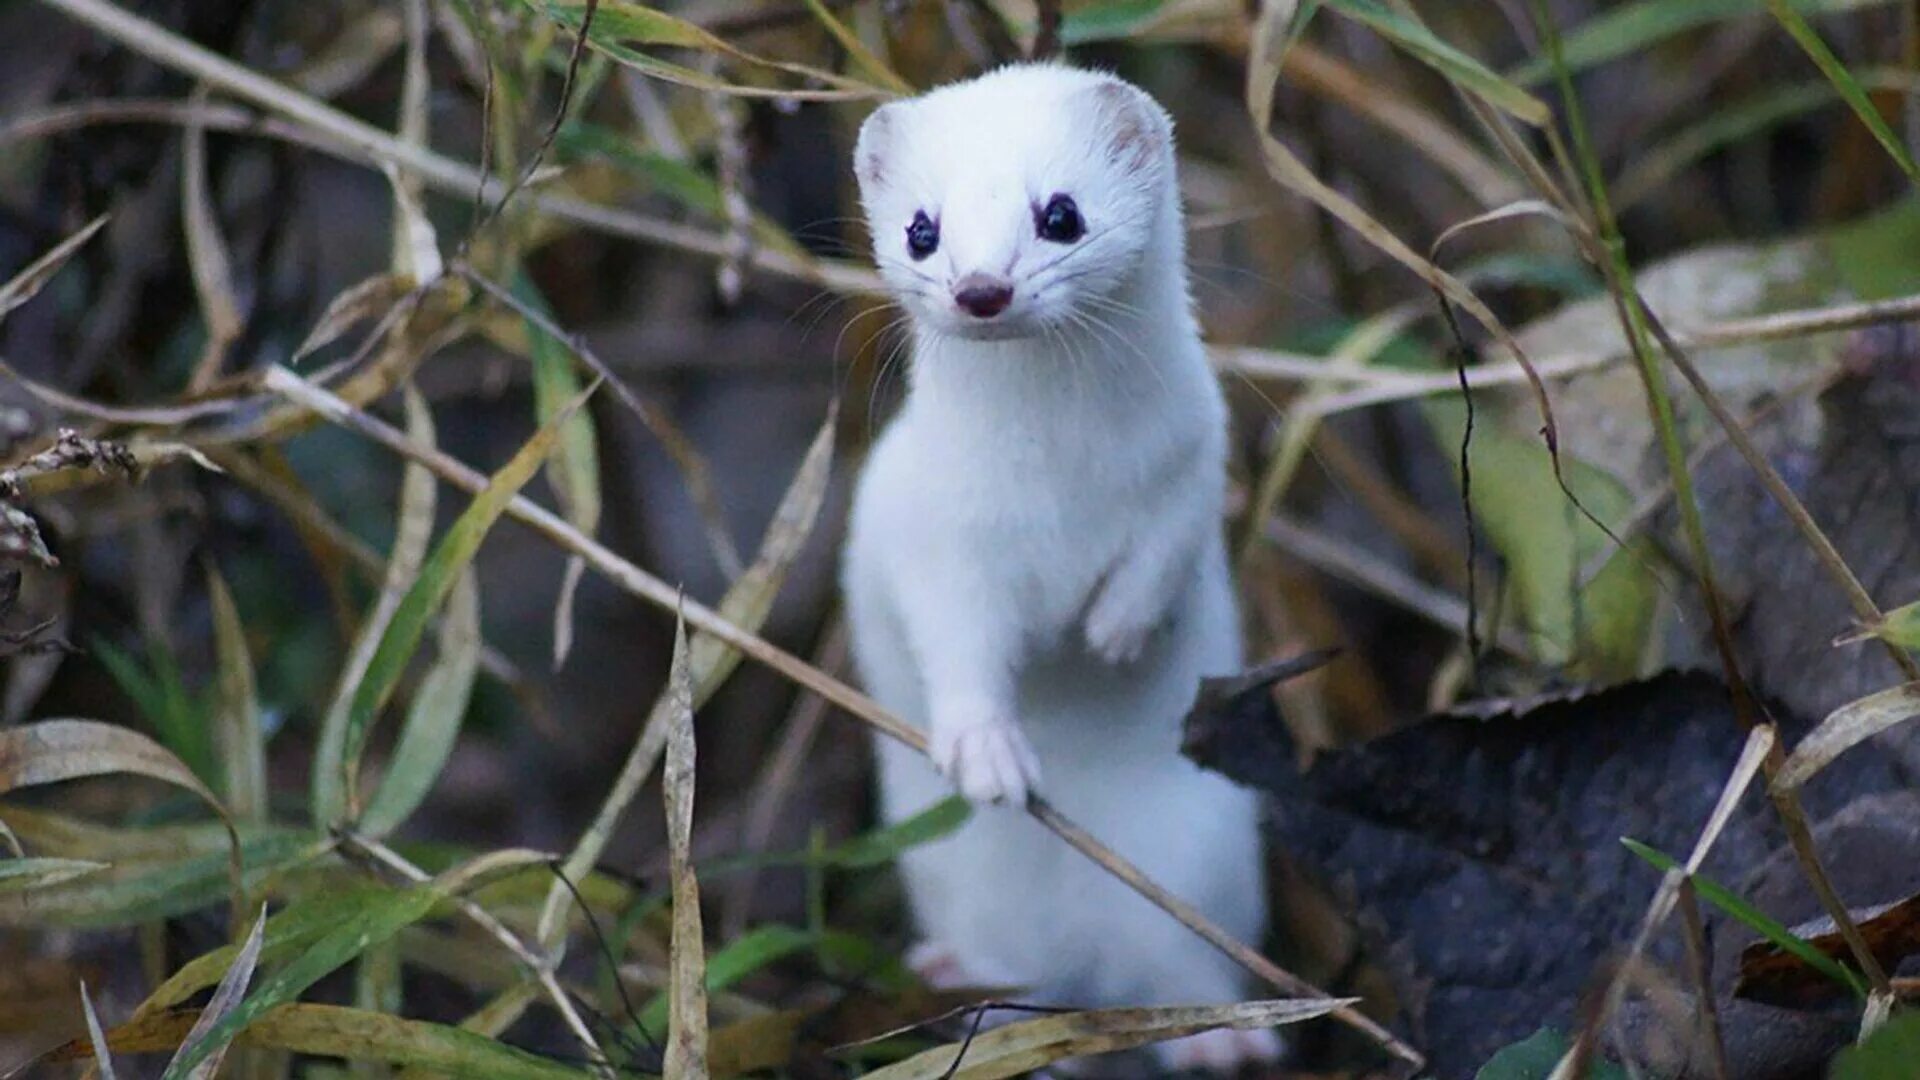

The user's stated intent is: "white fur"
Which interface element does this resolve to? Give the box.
[842,64,1276,1074]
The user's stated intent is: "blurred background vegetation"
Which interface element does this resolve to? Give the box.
[3,0,1920,1076]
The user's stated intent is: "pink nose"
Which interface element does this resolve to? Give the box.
[953,274,1014,318]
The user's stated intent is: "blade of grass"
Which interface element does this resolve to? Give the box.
[358,567,482,837]
[0,213,108,323]
[341,377,602,817]
[313,383,438,825]
[181,83,242,391]
[1319,0,1550,124]
[858,998,1355,1080]
[535,405,835,949]
[166,905,267,1079]
[1623,839,1866,996]
[0,719,243,922]
[1767,0,1920,186]
[35,0,881,294]
[81,982,119,1080]
[204,564,266,823]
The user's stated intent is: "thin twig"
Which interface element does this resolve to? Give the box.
[1265,515,1529,659]
[35,0,882,295]
[262,365,1423,1074]
[334,831,616,1079]
[1677,883,1730,1080]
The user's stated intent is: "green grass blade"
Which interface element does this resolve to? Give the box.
[1322,0,1551,124]
[358,568,481,838]
[1622,838,1868,998]
[159,882,443,1078]
[204,565,266,822]
[340,377,600,818]
[1767,0,1920,188]
[1510,0,1889,86]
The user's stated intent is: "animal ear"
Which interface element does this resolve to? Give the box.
[854,101,905,190]
[1084,81,1171,175]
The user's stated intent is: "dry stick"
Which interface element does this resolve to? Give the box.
[1266,515,1530,659]
[334,831,616,1079]
[1676,884,1730,1080]
[1636,303,1920,685]
[261,365,1422,1073]
[35,0,882,296]
[1259,291,1920,416]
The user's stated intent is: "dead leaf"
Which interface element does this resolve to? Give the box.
[663,612,707,1080]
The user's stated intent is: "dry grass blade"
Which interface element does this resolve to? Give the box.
[80,982,119,1080]
[35,0,879,294]
[182,84,242,392]
[341,377,600,816]
[1246,0,1563,462]
[1774,682,1920,792]
[293,274,412,364]
[0,718,243,916]
[536,405,835,946]
[858,998,1355,1080]
[204,565,266,823]
[313,384,438,825]
[261,367,1421,1071]
[164,905,267,1080]
[663,613,708,1080]
[1567,724,1775,1077]
[44,1003,593,1079]
[461,266,740,582]
[1282,42,1522,206]
[0,213,108,324]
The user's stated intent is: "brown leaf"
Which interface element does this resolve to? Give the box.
[1739,892,1920,1008]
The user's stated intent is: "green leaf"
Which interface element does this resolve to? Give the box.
[1476,1027,1627,1079]
[641,923,815,1035]
[821,796,969,868]
[527,0,877,98]
[1509,0,1891,86]
[1423,399,1658,679]
[0,856,107,892]
[0,827,321,929]
[1838,598,1920,651]
[557,126,806,255]
[514,272,601,669]
[1622,838,1868,997]
[341,378,599,816]
[1833,1012,1920,1079]
[314,383,438,825]
[159,883,444,1078]
[93,637,217,788]
[137,884,413,1017]
[358,568,481,837]
[1322,0,1550,125]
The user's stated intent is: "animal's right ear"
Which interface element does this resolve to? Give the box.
[854,102,903,190]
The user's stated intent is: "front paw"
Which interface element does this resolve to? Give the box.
[1156,1027,1285,1075]
[930,712,1041,806]
[1083,587,1164,665]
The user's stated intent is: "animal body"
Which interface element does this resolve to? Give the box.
[841,63,1278,1074]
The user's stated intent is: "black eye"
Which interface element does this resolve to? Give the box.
[1036,194,1084,243]
[906,211,939,260]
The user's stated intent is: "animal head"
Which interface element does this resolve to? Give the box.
[853,64,1178,341]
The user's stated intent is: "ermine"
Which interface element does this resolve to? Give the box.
[841,63,1278,1074]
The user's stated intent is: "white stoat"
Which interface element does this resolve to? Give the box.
[841,63,1278,1075]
